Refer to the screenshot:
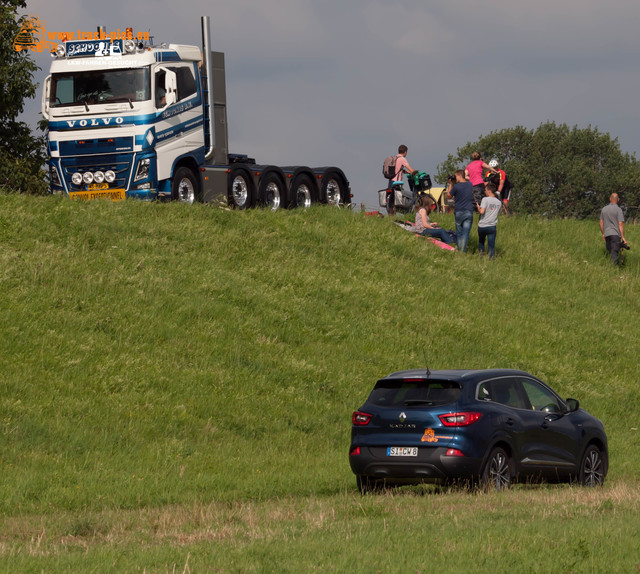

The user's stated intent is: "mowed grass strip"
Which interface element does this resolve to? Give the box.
[1,485,639,572]
[1,193,639,571]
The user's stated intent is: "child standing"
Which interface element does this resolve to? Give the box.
[476,182,502,259]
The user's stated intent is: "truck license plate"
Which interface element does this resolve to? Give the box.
[68,189,126,201]
[387,447,418,457]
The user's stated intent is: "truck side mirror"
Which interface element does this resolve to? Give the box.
[42,75,51,120]
[165,70,177,106]
[156,67,177,108]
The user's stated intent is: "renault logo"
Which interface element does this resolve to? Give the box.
[399,412,407,422]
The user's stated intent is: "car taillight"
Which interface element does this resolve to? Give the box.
[350,446,361,456]
[352,411,372,426]
[439,412,482,427]
[445,448,465,457]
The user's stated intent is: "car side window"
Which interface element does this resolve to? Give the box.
[520,378,562,412]
[478,378,529,409]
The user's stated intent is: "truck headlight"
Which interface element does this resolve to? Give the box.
[134,158,150,182]
[72,172,83,185]
[83,172,94,184]
[93,171,105,184]
[105,170,116,183]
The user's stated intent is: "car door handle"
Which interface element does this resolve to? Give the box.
[505,418,515,427]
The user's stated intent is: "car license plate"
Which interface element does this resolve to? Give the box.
[387,447,418,457]
[88,183,109,191]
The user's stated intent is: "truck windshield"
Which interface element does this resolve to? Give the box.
[50,67,151,107]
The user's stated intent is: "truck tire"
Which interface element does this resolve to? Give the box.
[229,169,253,209]
[258,173,284,211]
[172,167,199,204]
[291,174,315,209]
[321,171,347,206]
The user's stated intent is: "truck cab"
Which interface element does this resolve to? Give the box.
[43,38,205,201]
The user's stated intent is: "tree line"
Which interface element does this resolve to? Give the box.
[436,122,640,220]
[0,0,47,194]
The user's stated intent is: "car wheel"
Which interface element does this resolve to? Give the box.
[579,445,605,487]
[482,447,511,491]
[172,167,198,204]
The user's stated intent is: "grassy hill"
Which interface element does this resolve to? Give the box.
[1,194,639,572]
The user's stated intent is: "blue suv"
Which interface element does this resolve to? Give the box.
[349,369,608,493]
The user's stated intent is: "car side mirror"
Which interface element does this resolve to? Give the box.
[565,398,579,412]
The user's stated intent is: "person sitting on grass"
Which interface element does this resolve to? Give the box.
[413,194,455,245]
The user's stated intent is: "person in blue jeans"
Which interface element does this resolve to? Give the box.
[446,170,474,252]
[413,194,455,244]
[476,182,502,259]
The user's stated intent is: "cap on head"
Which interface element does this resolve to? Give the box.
[489,159,499,168]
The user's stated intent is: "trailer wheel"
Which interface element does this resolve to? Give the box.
[322,172,347,206]
[172,167,199,204]
[258,174,284,211]
[229,170,253,209]
[291,174,314,209]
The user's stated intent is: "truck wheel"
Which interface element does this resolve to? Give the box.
[291,174,314,209]
[172,167,199,204]
[229,170,253,209]
[322,171,347,206]
[258,174,284,211]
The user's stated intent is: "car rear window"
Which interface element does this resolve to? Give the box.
[367,379,462,407]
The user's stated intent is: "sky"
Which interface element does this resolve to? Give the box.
[18,0,640,209]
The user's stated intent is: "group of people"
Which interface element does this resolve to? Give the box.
[446,166,502,257]
[385,147,508,258]
[385,146,631,263]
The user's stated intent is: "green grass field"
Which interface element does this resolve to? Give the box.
[1,194,639,572]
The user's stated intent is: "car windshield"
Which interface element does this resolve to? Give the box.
[367,379,462,407]
[50,66,151,107]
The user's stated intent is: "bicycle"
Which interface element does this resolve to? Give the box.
[383,171,438,216]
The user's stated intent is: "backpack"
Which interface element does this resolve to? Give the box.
[485,170,512,193]
[382,155,398,180]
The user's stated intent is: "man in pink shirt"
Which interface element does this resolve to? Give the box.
[393,145,415,183]
[386,144,416,216]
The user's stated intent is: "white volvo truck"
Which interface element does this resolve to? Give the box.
[41,17,351,209]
